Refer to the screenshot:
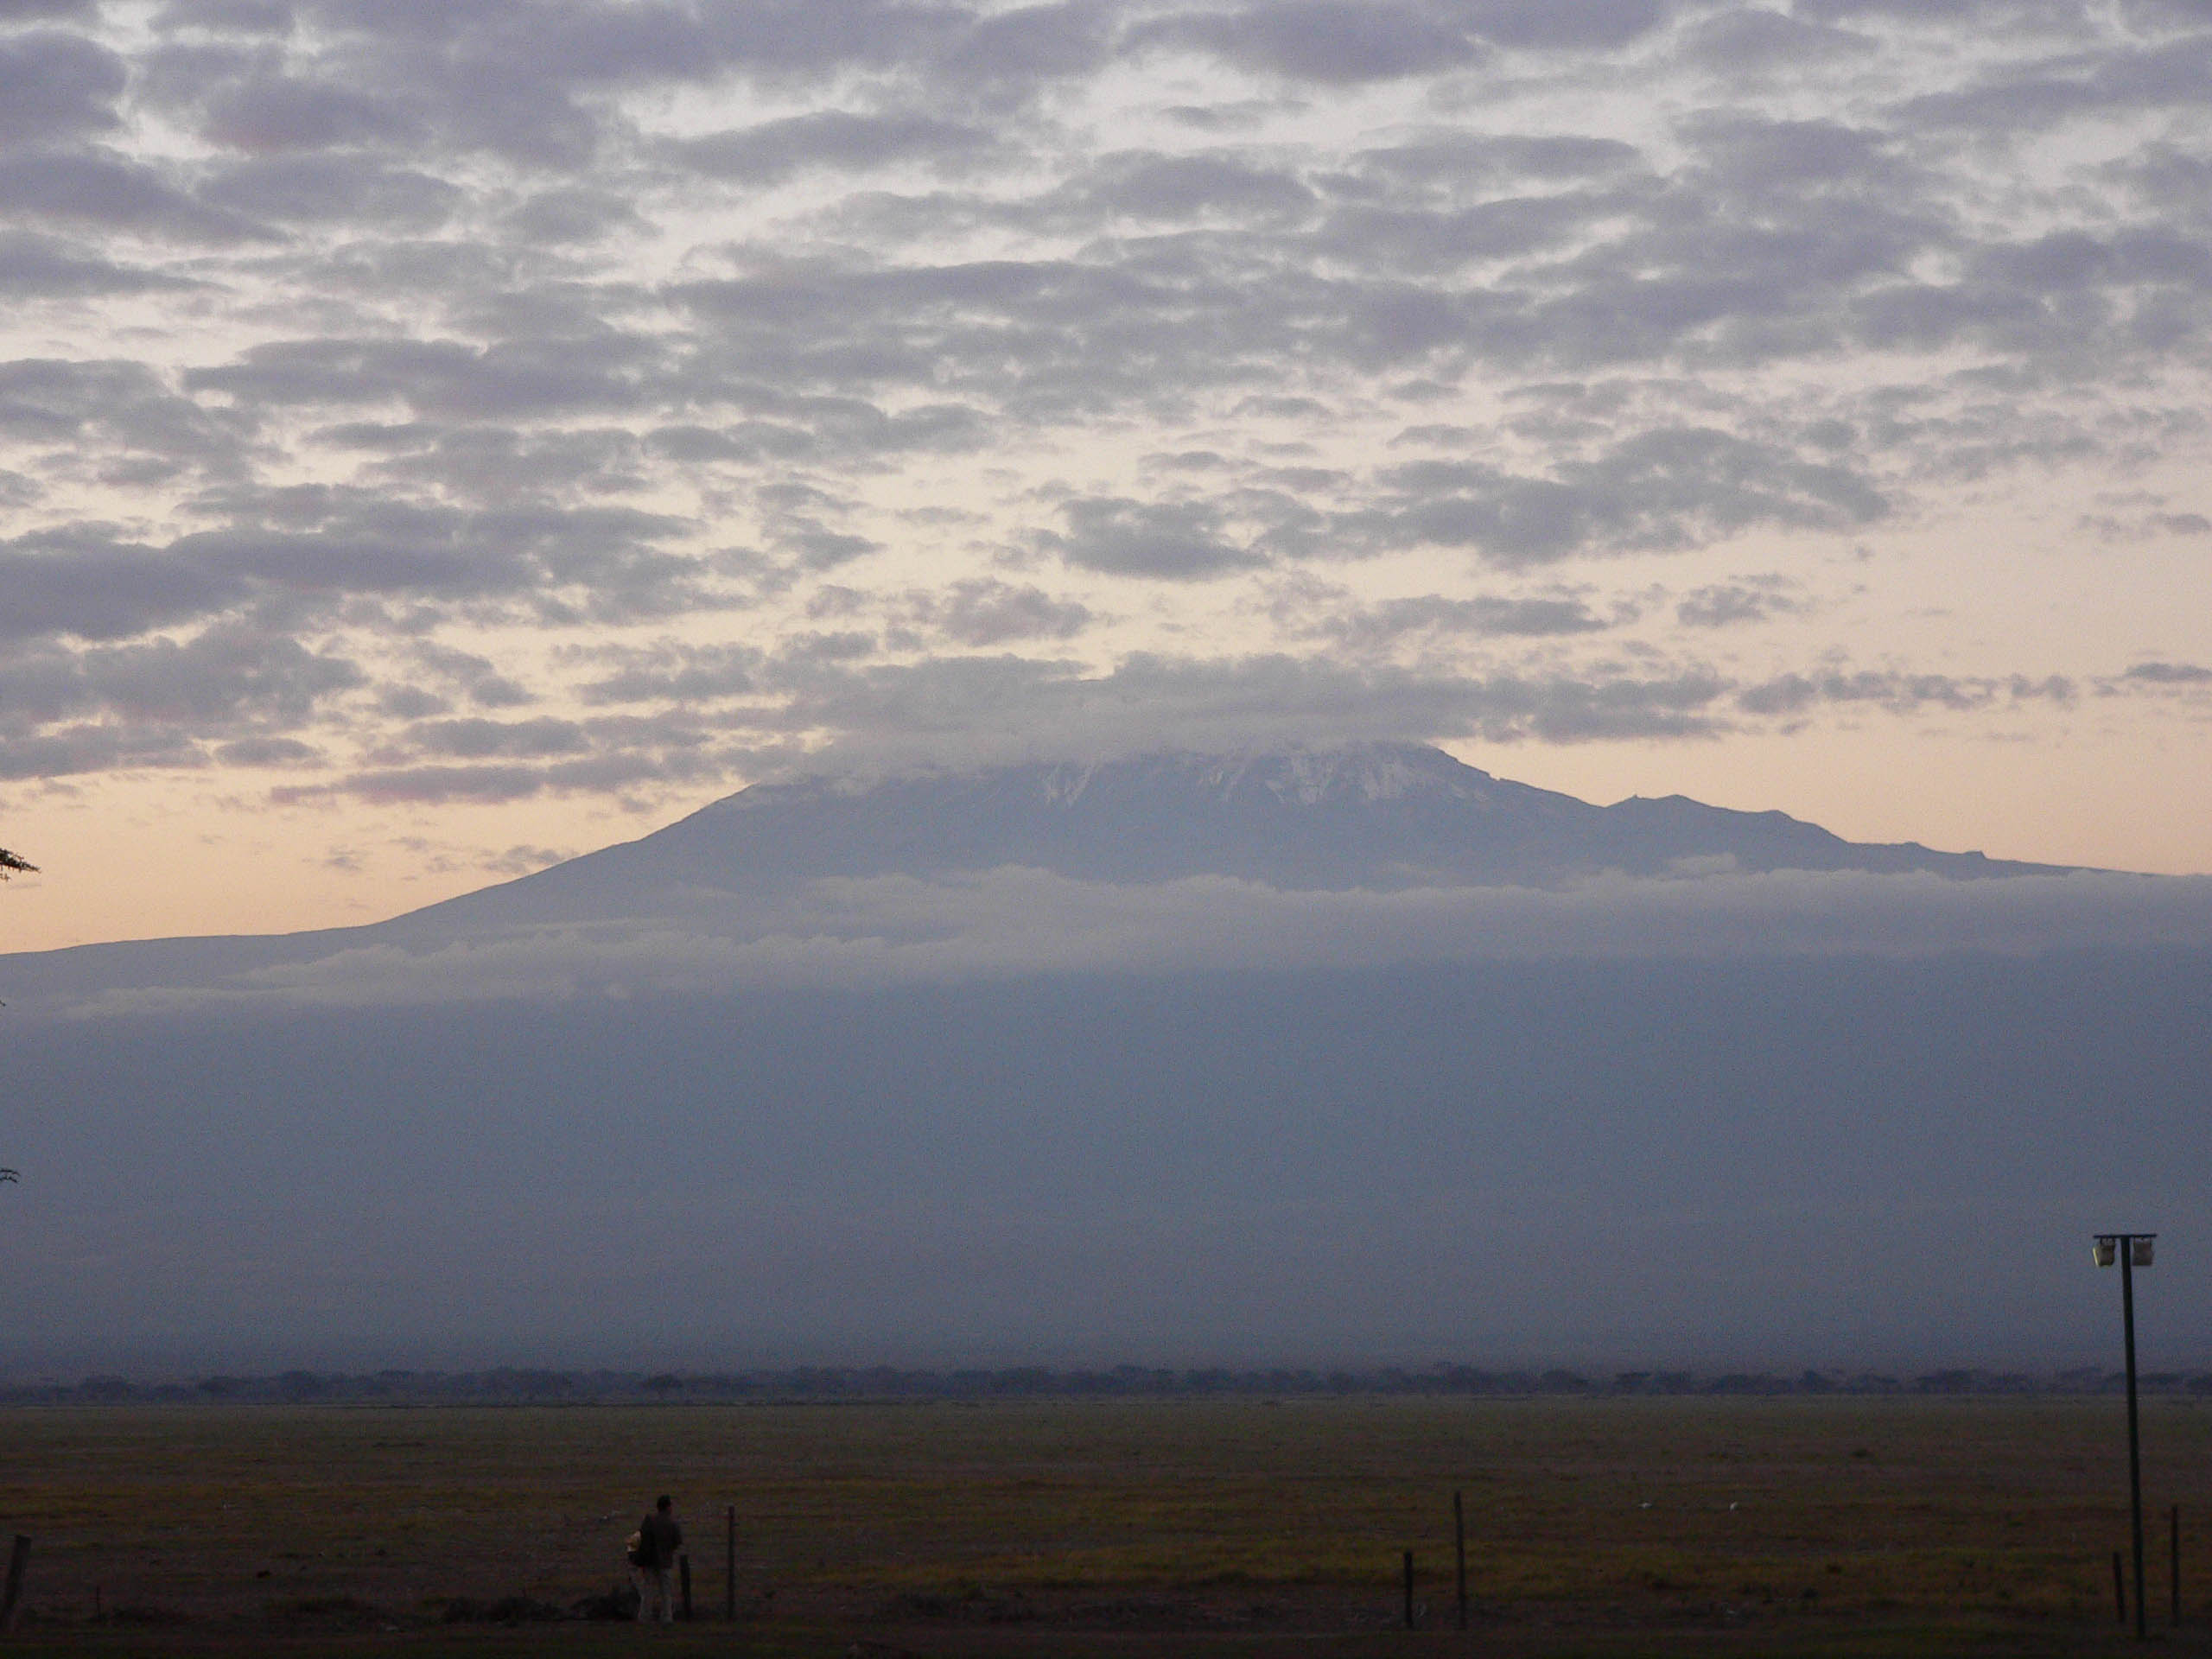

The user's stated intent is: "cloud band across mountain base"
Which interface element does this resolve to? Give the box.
[0,868,2193,1017]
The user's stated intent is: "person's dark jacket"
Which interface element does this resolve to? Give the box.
[639,1510,683,1571]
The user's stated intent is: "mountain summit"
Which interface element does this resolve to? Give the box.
[0,743,2089,1005]
[405,742,2069,933]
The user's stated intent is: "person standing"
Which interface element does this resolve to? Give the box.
[631,1494,683,1623]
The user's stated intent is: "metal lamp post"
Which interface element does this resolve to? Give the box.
[2094,1231,2156,1638]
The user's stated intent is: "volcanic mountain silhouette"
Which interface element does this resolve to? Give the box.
[402,742,2068,933]
[0,743,2087,1006]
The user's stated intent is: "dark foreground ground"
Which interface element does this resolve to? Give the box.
[2,1397,2210,1656]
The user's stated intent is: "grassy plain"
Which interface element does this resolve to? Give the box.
[1,1396,2209,1656]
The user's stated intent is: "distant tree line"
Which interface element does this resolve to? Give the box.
[5,1363,2208,1406]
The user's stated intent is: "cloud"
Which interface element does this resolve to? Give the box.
[1893,34,2212,135]
[0,531,239,643]
[150,0,292,29]
[914,578,1094,645]
[0,31,126,150]
[0,359,251,475]
[573,641,763,705]
[0,623,362,778]
[1347,429,1887,566]
[1061,150,1319,225]
[1457,0,1674,51]
[0,723,207,780]
[154,496,709,624]
[0,493,720,785]
[130,0,1007,174]
[2079,507,2212,543]
[775,525,880,572]
[500,188,646,246]
[186,335,665,421]
[200,155,461,229]
[1682,113,1912,198]
[2118,661,2212,688]
[196,76,419,152]
[1353,131,1643,187]
[404,715,589,760]
[676,111,997,184]
[1737,669,2075,718]
[0,149,273,244]
[480,842,572,875]
[2,0,102,20]
[213,734,323,766]
[406,640,532,708]
[285,762,550,805]
[1675,580,1804,628]
[359,425,650,505]
[1313,592,1618,650]
[1313,189,1619,275]
[754,651,1732,770]
[1140,3,1484,84]
[0,232,203,298]
[642,395,991,467]
[1046,498,1268,579]
[39,866,2212,1014]
[0,0,2206,815]
[1676,9,1877,74]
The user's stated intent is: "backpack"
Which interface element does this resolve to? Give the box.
[625,1529,646,1568]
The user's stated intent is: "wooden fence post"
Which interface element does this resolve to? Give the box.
[1454,1491,1467,1630]
[678,1552,693,1621]
[1402,1549,1414,1629]
[0,1534,29,1631]
[727,1504,736,1622]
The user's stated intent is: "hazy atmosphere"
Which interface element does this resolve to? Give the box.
[3,747,2208,1374]
[4,0,2211,1382]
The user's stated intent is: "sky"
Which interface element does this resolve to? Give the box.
[4,0,2212,953]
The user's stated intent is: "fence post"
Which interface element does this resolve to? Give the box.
[0,1535,28,1631]
[1454,1491,1467,1630]
[727,1503,737,1622]
[2173,1506,2182,1629]
[678,1552,692,1621]
[1402,1549,1414,1629]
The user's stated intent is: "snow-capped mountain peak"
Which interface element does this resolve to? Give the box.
[395,742,2075,934]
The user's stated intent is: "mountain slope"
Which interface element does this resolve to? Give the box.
[0,743,2088,1003]
[398,743,2070,933]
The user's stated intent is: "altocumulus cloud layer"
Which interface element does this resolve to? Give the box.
[2,0,2211,827]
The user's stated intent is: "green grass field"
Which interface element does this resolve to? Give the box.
[1,1396,2208,1655]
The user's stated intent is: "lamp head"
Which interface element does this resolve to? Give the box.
[2091,1234,2156,1268]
